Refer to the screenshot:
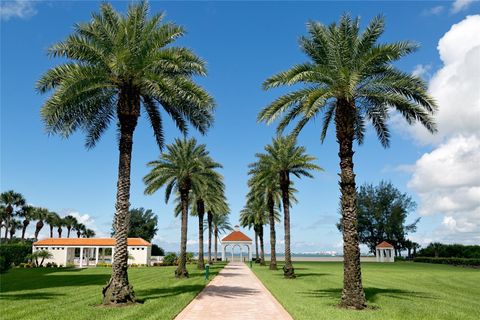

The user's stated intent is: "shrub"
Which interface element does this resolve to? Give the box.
[151,244,165,256]
[163,252,178,266]
[413,257,480,267]
[96,262,112,268]
[0,243,32,268]
[66,262,76,268]
[186,252,194,263]
[0,256,9,273]
[46,262,58,268]
[417,243,480,259]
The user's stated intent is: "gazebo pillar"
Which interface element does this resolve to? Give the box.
[248,244,252,261]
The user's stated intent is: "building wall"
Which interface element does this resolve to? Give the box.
[33,246,67,266]
[127,246,150,265]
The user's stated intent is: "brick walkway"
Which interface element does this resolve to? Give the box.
[174,262,293,320]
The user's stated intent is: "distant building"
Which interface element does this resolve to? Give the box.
[32,238,151,267]
[376,241,395,262]
[220,225,253,262]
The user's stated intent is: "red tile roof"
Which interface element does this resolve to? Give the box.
[222,231,252,242]
[33,238,151,247]
[376,241,394,248]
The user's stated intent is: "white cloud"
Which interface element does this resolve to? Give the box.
[59,209,109,238]
[0,0,37,21]
[402,15,480,244]
[423,6,445,16]
[411,64,432,79]
[451,0,476,13]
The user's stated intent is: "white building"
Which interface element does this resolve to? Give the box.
[220,226,253,262]
[32,238,151,267]
[376,241,395,262]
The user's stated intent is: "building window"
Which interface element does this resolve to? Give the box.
[141,248,144,250]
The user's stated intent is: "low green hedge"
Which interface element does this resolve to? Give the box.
[0,243,32,272]
[414,257,480,266]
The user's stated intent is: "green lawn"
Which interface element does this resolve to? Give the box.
[252,261,480,320]
[0,263,225,320]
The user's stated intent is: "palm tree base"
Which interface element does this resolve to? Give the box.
[197,261,205,270]
[269,263,277,270]
[102,278,136,305]
[340,289,367,310]
[283,264,296,278]
[175,267,189,278]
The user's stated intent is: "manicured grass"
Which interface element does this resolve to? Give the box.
[252,261,480,320]
[0,263,225,320]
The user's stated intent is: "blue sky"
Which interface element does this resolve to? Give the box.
[1,1,479,253]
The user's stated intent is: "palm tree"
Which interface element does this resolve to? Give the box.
[83,229,96,238]
[9,219,22,239]
[144,138,221,278]
[212,213,233,262]
[0,205,6,237]
[18,205,35,240]
[258,15,437,307]
[1,191,26,240]
[56,217,65,238]
[36,2,214,304]
[34,208,50,240]
[75,223,86,238]
[240,198,269,266]
[63,215,78,238]
[255,136,321,278]
[46,212,60,238]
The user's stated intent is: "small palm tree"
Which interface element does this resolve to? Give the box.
[212,213,233,262]
[8,219,22,239]
[46,212,60,238]
[33,208,50,240]
[28,250,53,267]
[83,229,96,238]
[0,191,26,240]
[240,198,269,266]
[63,215,78,238]
[255,136,321,277]
[144,138,221,278]
[258,15,436,307]
[18,205,35,240]
[75,223,86,238]
[37,2,215,304]
[56,217,65,238]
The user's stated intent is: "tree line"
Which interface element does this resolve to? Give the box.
[0,190,95,241]
[33,0,437,310]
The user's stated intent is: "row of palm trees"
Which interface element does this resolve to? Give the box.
[36,1,437,309]
[0,190,95,241]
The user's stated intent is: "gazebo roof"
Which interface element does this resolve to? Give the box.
[222,229,252,242]
[33,237,151,247]
[376,241,394,248]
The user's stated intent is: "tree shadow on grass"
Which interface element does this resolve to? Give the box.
[302,287,436,303]
[0,292,66,300]
[136,284,205,301]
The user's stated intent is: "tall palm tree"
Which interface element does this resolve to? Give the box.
[46,212,60,238]
[37,2,214,304]
[258,15,437,307]
[9,219,22,239]
[240,198,269,266]
[18,205,35,240]
[75,223,86,238]
[0,205,6,237]
[144,138,221,278]
[0,191,26,240]
[83,229,96,238]
[255,136,321,278]
[63,215,78,238]
[34,208,50,240]
[212,213,233,262]
[56,217,65,238]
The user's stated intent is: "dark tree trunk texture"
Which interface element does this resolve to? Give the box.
[67,227,71,238]
[335,98,366,309]
[208,211,213,263]
[280,171,295,278]
[102,87,139,305]
[77,231,81,238]
[175,187,190,278]
[21,220,29,240]
[214,229,219,262]
[50,225,54,238]
[255,232,259,262]
[9,226,15,239]
[34,221,43,240]
[267,194,277,270]
[197,200,205,270]
[58,227,63,238]
[4,205,12,240]
[257,225,266,266]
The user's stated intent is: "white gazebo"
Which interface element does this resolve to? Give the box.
[376,241,395,262]
[220,225,253,262]
[32,237,151,267]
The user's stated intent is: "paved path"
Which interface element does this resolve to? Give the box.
[175,262,293,320]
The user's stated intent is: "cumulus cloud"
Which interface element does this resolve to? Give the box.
[411,64,432,79]
[0,0,37,21]
[423,6,445,16]
[402,15,480,244]
[59,209,109,238]
[451,0,476,13]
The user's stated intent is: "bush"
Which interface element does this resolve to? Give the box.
[0,243,32,268]
[151,244,165,256]
[96,262,112,268]
[186,252,194,263]
[46,262,58,268]
[66,262,76,268]
[413,257,480,267]
[163,252,178,266]
[417,243,480,259]
[0,256,9,273]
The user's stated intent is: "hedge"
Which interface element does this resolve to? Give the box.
[413,257,480,267]
[0,243,32,272]
[417,244,480,259]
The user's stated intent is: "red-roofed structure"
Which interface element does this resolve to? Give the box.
[375,241,395,262]
[222,230,252,242]
[221,226,253,262]
[376,241,394,248]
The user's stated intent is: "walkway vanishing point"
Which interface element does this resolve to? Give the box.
[175,262,293,320]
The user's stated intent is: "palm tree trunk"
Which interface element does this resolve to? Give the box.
[208,211,213,263]
[34,221,43,240]
[280,171,295,278]
[258,225,266,266]
[4,206,12,240]
[50,225,54,238]
[197,200,205,270]
[214,229,218,262]
[9,226,15,239]
[102,98,139,305]
[176,188,190,278]
[58,227,62,238]
[267,194,277,270]
[21,220,29,240]
[255,231,259,262]
[335,99,366,309]
[67,227,71,238]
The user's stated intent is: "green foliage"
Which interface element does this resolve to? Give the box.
[96,262,112,268]
[417,243,480,259]
[27,250,53,267]
[163,253,178,266]
[186,252,194,263]
[0,256,8,273]
[151,244,165,256]
[112,207,158,242]
[413,257,480,267]
[337,180,419,253]
[0,243,32,269]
